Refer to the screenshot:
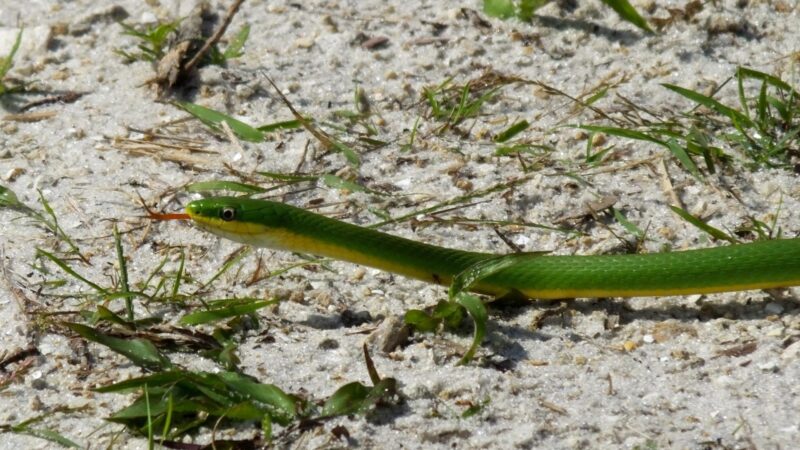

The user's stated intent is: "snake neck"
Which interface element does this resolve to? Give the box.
[237,208,499,291]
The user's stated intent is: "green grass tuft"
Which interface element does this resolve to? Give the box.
[483,0,652,33]
[0,27,23,96]
[116,21,179,63]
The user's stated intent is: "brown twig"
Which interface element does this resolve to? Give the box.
[261,71,336,150]
[183,0,246,72]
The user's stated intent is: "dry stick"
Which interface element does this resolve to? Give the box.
[657,157,683,209]
[219,119,244,155]
[19,91,85,112]
[262,72,335,150]
[183,0,246,73]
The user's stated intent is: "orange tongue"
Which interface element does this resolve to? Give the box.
[147,211,191,221]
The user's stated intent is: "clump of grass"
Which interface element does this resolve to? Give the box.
[116,20,250,67]
[483,0,653,33]
[581,67,799,176]
[423,76,501,134]
[673,67,800,169]
[116,21,179,63]
[20,192,400,445]
[90,343,396,445]
[0,28,24,96]
[407,252,548,365]
[668,200,785,244]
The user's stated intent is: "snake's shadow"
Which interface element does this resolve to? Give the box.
[483,294,800,365]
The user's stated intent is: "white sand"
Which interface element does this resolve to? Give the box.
[1,0,799,448]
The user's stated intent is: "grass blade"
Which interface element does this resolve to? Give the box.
[65,322,172,370]
[493,120,530,143]
[179,298,279,325]
[668,205,739,244]
[579,125,665,146]
[8,426,81,449]
[170,248,184,299]
[403,309,439,332]
[448,253,546,300]
[600,0,653,33]
[449,252,545,364]
[662,83,753,128]
[483,0,516,19]
[320,382,371,417]
[223,25,250,59]
[36,248,108,295]
[217,371,297,421]
[174,101,265,142]
[454,293,487,366]
[612,208,644,239]
[737,67,798,96]
[0,28,22,95]
[256,118,303,132]
[665,138,702,181]
[185,180,267,194]
[330,139,361,166]
[113,225,133,320]
[257,171,318,182]
[199,246,251,290]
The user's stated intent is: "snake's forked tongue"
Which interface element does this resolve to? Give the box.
[146,210,191,221]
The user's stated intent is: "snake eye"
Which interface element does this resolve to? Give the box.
[220,207,236,221]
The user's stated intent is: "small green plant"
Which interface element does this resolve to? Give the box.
[206,24,251,65]
[483,0,653,33]
[116,21,179,62]
[406,252,549,364]
[117,20,250,67]
[491,119,556,170]
[327,86,385,142]
[483,0,546,21]
[0,28,24,96]
[423,77,500,134]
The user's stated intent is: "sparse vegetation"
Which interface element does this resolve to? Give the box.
[0,28,24,96]
[116,21,250,67]
[483,0,653,33]
[580,67,800,174]
[3,2,798,447]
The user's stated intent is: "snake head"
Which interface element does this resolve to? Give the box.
[185,197,291,249]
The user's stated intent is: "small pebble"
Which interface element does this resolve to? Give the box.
[3,167,24,181]
[758,360,779,372]
[351,267,366,281]
[764,302,784,315]
[368,316,409,353]
[766,326,785,337]
[295,36,315,49]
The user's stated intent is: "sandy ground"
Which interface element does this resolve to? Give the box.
[1,0,799,448]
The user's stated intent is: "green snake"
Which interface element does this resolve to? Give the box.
[162,196,800,300]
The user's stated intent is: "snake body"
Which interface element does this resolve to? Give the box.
[185,197,800,299]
